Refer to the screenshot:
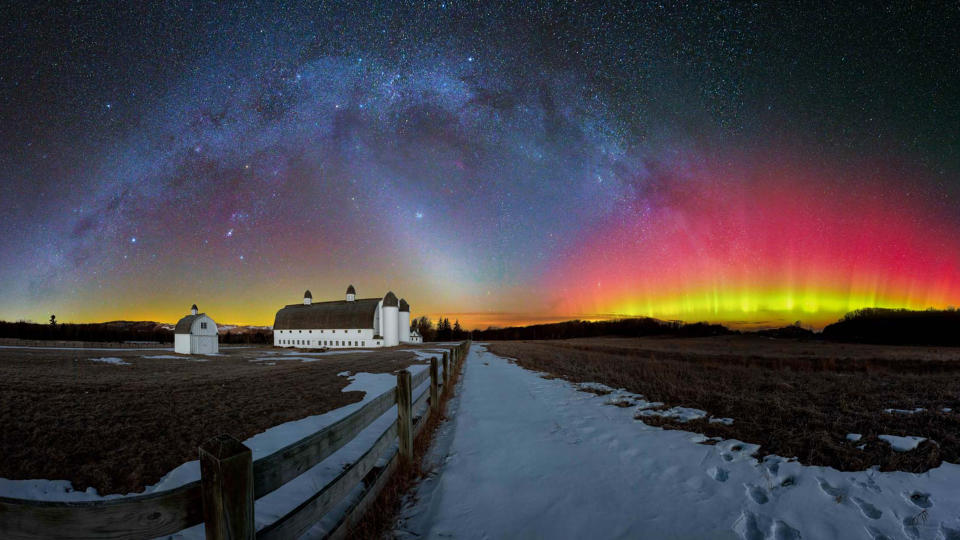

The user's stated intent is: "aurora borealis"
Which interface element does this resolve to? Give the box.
[2,2,959,329]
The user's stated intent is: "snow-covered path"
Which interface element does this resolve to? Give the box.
[399,345,960,540]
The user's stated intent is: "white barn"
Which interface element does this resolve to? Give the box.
[174,304,219,354]
[273,285,416,349]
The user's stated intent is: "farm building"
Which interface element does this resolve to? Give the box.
[273,285,416,349]
[174,304,219,354]
[410,329,423,343]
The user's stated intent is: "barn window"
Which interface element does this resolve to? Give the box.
[200,322,207,329]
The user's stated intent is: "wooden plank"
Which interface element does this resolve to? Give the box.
[0,481,203,540]
[413,399,431,438]
[411,365,430,389]
[430,357,440,416]
[397,370,413,463]
[199,435,254,540]
[324,447,399,540]
[442,352,450,387]
[256,421,398,540]
[253,387,396,499]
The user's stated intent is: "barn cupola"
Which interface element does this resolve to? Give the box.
[346,284,356,302]
[191,304,198,316]
[303,290,313,305]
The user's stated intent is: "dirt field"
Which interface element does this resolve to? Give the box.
[487,336,960,473]
[0,344,445,495]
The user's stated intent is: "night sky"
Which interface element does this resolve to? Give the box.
[2,1,959,329]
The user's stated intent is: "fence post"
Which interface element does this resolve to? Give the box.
[397,369,413,463]
[199,434,254,540]
[430,356,440,415]
[442,352,450,387]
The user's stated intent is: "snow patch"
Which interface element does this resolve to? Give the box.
[636,406,708,423]
[846,433,862,442]
[878,435,927,452]
[884,407,925,414]
[577,381,616,395]
[89,357,130,366]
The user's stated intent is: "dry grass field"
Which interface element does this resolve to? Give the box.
[0,345,440,495]
[487,336,960,473]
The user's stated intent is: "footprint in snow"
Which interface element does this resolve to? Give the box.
[733,511,801,540]
[816,477,847,501]
[852,497,882,519]
[940,524,960,540]
[901,515,922,539]
[745,484,769,504]
[707,466,728,482]
[852,474,882,494]
[722,453,734,462]
[906,491,932,508]
[865,525,893,540]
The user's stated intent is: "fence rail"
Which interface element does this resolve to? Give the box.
[0,341,471,540]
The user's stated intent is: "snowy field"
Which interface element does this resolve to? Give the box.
[0,345,456,538]
[399,345,960,540]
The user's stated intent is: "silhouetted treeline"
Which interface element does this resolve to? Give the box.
[411,316,470,342]
[0,320,173,343]
[469,318,734,341]
[822,308,960,346]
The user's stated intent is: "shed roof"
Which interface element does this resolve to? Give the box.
[274,298,380,330]
[174,313,210,334]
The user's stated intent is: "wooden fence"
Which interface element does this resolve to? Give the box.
[0,341,472,539]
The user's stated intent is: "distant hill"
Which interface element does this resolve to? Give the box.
[756,324,816,340]
[822,308,960,346]
[0,320,272,344]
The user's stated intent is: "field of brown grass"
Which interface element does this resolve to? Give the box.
[0,345,440,495]
[487,336,960,473]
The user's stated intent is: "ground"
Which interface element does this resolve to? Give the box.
[398,343,960,540]
[486,335,960,473]
[0,344,441,495]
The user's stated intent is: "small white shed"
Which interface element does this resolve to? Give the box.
[174,304,219,355]
[409,329,423,344]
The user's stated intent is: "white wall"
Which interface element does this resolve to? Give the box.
[399,311,411,343]
[174,334,191,354]
[383,306,399,346]
[274,328,385,348]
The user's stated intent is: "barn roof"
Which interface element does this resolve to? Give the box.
[175,313,208,334]
[274,298,380,330]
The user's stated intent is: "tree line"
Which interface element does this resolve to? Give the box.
[467,317,733,341]
[410,316,470,342]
